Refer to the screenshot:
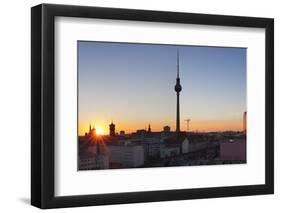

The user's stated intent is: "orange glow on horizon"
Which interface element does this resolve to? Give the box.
[79,119,243,136]
[95,128,105,135]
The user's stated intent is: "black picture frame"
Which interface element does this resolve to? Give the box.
[31,3,274,209]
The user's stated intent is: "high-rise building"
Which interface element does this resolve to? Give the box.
[243,111,247,133]
[109,121,115,136]
[174,49,182,136]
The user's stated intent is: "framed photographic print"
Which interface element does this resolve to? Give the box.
[31,3,274,209]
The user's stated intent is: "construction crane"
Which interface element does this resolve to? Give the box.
[184,118,191,132]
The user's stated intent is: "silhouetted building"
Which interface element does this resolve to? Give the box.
[136,129,146,138]
[109,121,115,136]
[120,130,125,136]
[243,111,247,133]
[163,125,171,133]
[162,125,171,137]
[88,124,96,137]
[148,123,151,133]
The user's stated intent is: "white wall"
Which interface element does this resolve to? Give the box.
[0,0,279,212]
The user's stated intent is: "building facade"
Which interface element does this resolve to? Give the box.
[108,144,144,168]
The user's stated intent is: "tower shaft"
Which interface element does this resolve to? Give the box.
[176,92,180,134]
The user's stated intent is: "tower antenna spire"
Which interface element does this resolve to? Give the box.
[177,48,179,78]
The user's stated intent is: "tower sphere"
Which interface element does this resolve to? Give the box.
[175,83,182,92]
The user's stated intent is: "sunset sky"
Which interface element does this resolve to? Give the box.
[78,41,246,136]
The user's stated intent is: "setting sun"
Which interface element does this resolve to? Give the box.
[96,128,105,135]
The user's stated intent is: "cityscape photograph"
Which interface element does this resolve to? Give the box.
[78,41,247,171]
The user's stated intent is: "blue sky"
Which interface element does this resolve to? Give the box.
[78,41,246,135]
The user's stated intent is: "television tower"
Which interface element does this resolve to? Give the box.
[174,49,182,136]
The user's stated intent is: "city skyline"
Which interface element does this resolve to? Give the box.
[78,41,246,136]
